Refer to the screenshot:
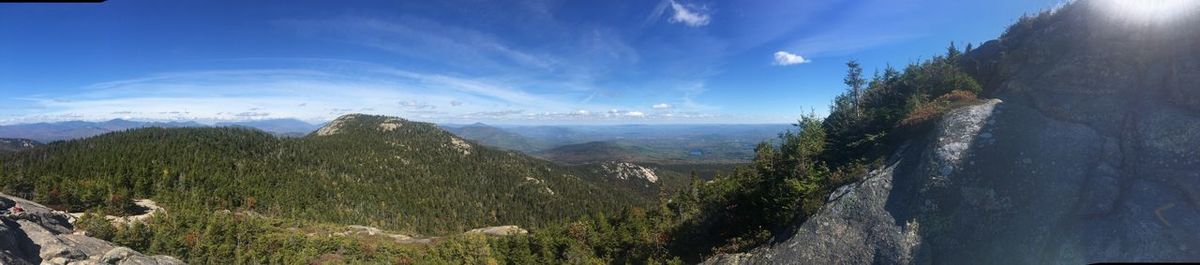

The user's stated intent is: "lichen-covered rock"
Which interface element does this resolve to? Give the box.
[100,247,182,265]
[0,194,183,265]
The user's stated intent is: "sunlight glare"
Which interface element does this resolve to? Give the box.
[1097,0,1200,23]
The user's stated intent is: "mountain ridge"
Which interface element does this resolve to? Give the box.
[0,113,671,236]
[0,118,320,142]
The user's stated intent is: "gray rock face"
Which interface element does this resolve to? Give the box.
[702,100,1000,265]
[706,2,1200,264]
[465,225,528,236]
[705,159,921,265]
[0,194,183,265]
[708,83,1197,264]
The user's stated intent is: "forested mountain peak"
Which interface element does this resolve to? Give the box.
[0,115,657,240]
[311,114,477,156]
[314,114,418,136]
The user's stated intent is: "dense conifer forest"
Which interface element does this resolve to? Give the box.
[0,115,658,236]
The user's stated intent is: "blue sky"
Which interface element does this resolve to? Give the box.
[0,0,1062,125]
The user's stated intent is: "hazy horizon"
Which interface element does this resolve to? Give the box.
[0,115,796,127]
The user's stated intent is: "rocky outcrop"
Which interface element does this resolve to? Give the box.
[0,138,40,153]
[447,136,473,155]
[598,161,659,183]
[68,199,163,227]
[329,225,433,244]
[314,115,354,136]
[465,225,527,236]
[706,2,1200,263]
[377,118,405,132]
[0,194,182,265]
[702,100,998,265]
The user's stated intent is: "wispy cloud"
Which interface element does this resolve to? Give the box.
[278,16,555,72]
[652,103,674,109]
[772,51,811,65]
[777,0,930,57]
[235,112,271,118]
[466,110,524,117]
[785,33,921,58]
[667,0,712,27]
[398,100,436,110]
[268,9,734,123]
[0,59,730,125]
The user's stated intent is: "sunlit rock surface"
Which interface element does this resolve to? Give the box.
[0,194,182,265]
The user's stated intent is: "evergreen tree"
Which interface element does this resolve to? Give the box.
[947,41,961,58]
[843,60,866,119]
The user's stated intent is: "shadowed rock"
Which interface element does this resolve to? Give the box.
[0,194,183,265]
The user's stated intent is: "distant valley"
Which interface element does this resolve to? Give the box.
[444,123,790,165]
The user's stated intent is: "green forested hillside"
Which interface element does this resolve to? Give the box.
[0,114,651,235]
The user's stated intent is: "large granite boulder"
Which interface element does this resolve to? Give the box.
[0,194,183,265]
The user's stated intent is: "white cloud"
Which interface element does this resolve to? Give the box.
[234,112,271,118]
[398,100,436,110]
[773,51,811,65]
[667,0,711,27]
[625,111,646,117]
[652,103,673,109]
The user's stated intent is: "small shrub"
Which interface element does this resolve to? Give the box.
[942,89,978,102]
[898,90,981,127]
[76,212,116,241]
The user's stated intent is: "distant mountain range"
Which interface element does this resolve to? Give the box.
[0,119,319,142]
[1,118,787,165]
[444,122,791,165]
[442,122,550,152]
[214,119,322,137]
